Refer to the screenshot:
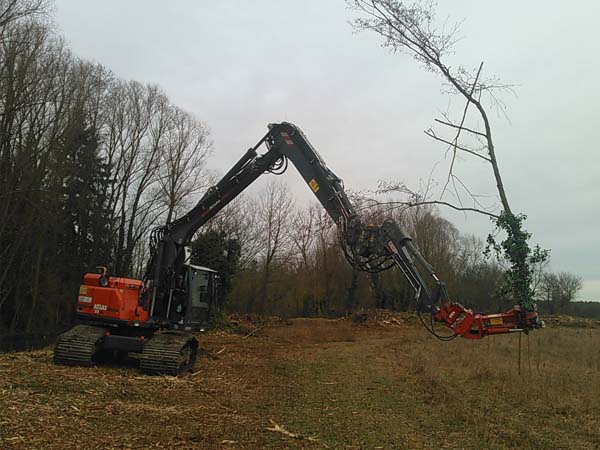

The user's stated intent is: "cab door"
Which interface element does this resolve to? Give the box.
[186,267,211,327]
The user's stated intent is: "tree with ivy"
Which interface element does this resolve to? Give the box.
[349,0,548,309]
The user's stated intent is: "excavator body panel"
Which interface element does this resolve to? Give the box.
[76,274,148,325]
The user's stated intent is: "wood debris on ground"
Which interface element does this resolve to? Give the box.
[1,314,598,450]
[266,419,321,443]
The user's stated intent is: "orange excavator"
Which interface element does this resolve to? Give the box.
[54,122,544,374]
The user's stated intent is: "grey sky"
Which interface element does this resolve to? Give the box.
[53,0,600,300]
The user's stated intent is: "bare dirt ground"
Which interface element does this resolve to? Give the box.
[1,315,599,450]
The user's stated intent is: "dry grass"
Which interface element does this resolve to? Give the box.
[0,317,599,449]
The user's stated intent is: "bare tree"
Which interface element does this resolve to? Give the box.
[101,81,176,274]
[349,0,510,215]
[255,180,294,313]
[454,234,486,276]
[0,0,50,38]
[158,106,211,223]
[0,19,84,332]
[349,0,549,307]
[312,209,337,315]
[288,202,320,270]
[539,272,583,314]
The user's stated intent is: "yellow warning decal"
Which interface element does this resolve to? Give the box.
[309,178,320,193]
[79,285,88,295]
[489,317,503,326]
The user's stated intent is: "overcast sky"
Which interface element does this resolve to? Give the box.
[53,0,599,301]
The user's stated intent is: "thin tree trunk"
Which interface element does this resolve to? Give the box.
[25,239,44,332]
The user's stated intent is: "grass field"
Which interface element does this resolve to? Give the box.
[1,316,599,449]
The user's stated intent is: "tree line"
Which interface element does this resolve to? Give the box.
[0,1,211,334]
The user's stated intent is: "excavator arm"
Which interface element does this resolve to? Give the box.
[268,123,544,339]
[145,122,544,338]
[380,220,543,339]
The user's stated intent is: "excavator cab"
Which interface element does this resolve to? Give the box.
[175,264,220,330]
[167,264,219,330]
[160,246,221,330]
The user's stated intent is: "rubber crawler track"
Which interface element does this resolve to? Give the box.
[53,324,106,366]
[139,332,198,376]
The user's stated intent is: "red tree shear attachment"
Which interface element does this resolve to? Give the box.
[381,222,545,340]
[433,302,544,339]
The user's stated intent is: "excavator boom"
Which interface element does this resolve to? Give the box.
[146,121,544,338]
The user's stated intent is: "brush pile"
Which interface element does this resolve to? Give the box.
[346,309,414,327]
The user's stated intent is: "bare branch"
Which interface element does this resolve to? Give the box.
[440,61,484,197]
[434,118,486,138]
[423,129,491,162]
[367,199,499,219]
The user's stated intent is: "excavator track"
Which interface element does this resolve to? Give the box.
[53,324,106,366]
[139,332,198,376]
